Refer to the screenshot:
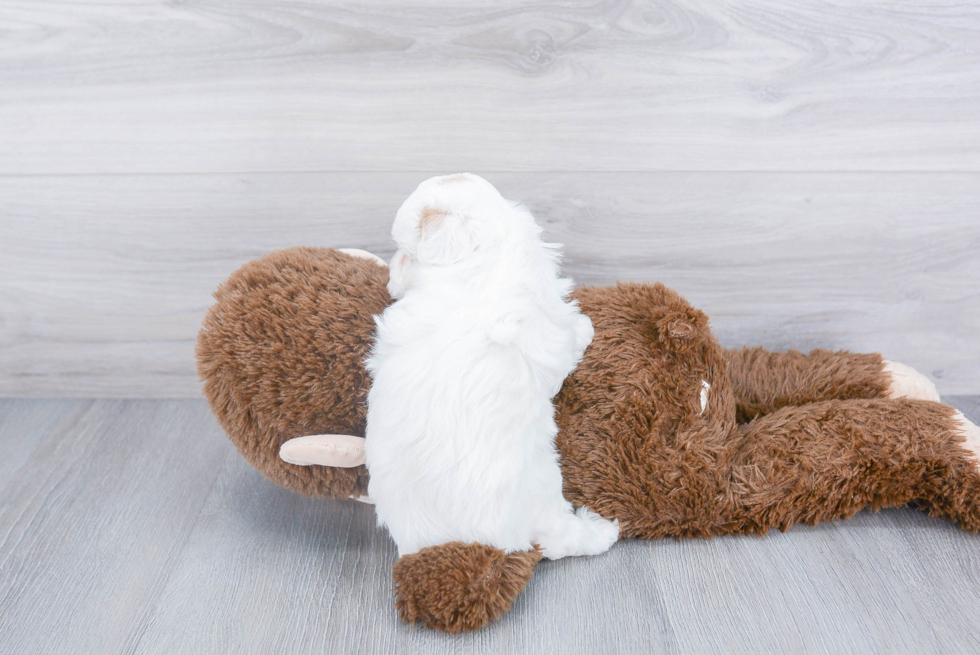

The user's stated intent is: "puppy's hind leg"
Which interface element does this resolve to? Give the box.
[535,505,619,560]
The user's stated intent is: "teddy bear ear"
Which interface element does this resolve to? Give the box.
[278,434,366,468]
[654,306,710,352]
[336,248,388,267]
[416,207,479,266]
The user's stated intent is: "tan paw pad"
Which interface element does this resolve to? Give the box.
[953,411,980,466]
[883,360,940,402]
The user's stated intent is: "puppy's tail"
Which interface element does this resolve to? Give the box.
[392,542,541,632]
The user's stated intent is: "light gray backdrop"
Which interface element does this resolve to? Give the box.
[2,0,978,396]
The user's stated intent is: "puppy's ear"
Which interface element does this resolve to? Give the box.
[416,207,478,266]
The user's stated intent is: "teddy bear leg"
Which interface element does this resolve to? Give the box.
[391,543,541,633]
[724,347,905,421]
[725,398,980,534]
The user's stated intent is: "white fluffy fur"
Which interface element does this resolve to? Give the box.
[365,173,619,560]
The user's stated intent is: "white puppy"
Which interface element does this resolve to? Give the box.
[365,173,619,560]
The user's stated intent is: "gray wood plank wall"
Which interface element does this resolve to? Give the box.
[1,1,978,396]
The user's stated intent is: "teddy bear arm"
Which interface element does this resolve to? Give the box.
[724,398,980,534]
[723,347,892,422]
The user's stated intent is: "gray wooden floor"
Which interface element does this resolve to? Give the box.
[3,397,980,655]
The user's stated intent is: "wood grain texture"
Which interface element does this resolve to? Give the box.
[2,397,980,654]
[1,0,978,395]
[0,399,231,655]
[2,172,977,396]
[1,0,979,174]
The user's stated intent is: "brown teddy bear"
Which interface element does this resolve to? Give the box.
[196,246,980,634]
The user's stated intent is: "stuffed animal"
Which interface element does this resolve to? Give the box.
[196,246,980,633]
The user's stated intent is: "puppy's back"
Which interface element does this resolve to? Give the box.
[366,174,584,556]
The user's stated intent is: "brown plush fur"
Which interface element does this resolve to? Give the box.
[197,247,980,632]
[728,398,980,533]
[724,346,890,422]
[393,544,541,633]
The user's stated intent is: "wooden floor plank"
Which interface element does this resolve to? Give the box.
[0,399,93,490]
[1,1,979,174]
[130,454,402,655]
[0,400,230,655]
[2,172,977,396]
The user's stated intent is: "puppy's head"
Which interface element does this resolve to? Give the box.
[387,173,514,298]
